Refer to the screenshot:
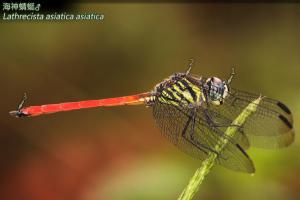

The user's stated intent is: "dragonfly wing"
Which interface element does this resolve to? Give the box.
[199,107,250,150]
[153,101,208,160]
[152,100,255,173]
[211,88,295,149]
[196,108,255,173]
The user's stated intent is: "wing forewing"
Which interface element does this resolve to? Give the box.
[210,88,295,148]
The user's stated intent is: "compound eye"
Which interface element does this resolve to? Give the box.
[205,77,228,105]
[206,76,222,85]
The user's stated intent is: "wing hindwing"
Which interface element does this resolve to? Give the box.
[153,100,208,160]
[152,100,254,173]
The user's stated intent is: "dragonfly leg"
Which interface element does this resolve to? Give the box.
[203,108,243,129]
[199,97,244,131]
[202,86,211,108]
[230,96,258,108]
[191,113,221,155]
[181,112,219,156]
[202,108,240,144]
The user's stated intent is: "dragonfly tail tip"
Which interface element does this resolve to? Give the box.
[9,110,20,118]
[9,110,29,118]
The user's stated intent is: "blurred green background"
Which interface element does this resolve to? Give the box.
[1,3,300,200]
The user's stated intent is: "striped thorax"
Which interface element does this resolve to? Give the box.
[146,72,229,107]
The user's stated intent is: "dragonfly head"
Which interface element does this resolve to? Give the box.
[205,77,229,105]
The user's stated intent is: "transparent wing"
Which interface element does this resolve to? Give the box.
[152,100,255,173]
[210,88,295,149]
[201,106,250,150]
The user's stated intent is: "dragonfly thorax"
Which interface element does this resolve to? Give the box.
[149,72,230,107]
[149,73,203,107]
[205,77,229,105]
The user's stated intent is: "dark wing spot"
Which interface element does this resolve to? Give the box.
[236,144,250,158]
[277,101,292,114]
[279,115,293,129]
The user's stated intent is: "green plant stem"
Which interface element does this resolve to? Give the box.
[178,96,262,200]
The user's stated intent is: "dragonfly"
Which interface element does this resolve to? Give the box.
[10,62,295,173]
